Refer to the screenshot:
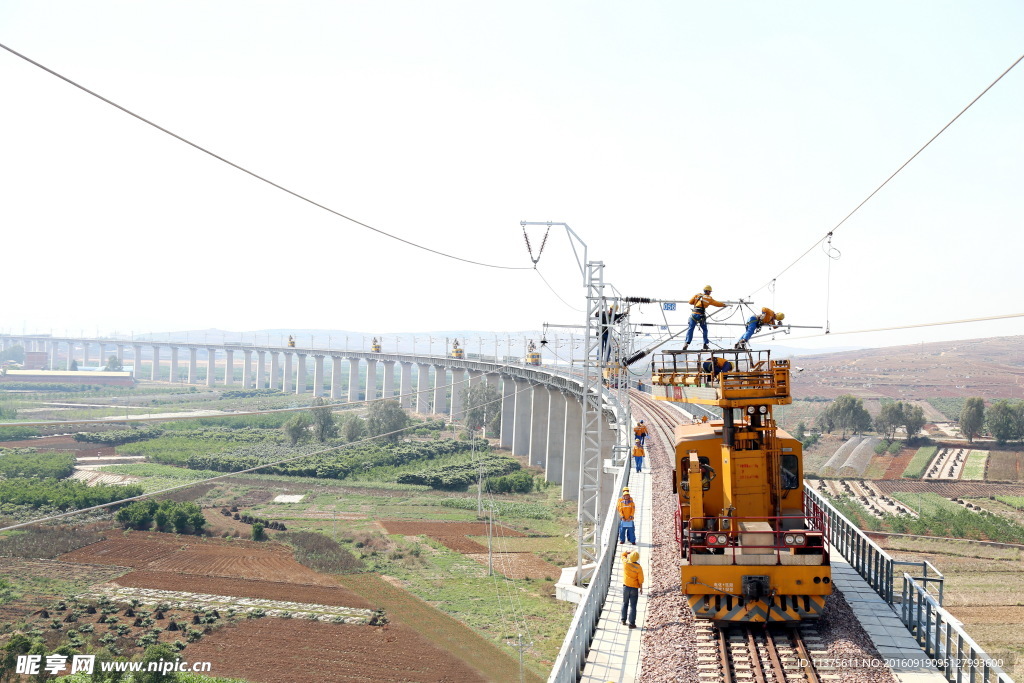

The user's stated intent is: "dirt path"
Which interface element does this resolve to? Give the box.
[337,573,543,683]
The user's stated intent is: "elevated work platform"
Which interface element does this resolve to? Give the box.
[649,348,792,407]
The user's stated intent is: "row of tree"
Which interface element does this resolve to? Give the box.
[969,398,1024,445]
[817,396,925,442]
[115,500,206,534]
[282,399,410,445]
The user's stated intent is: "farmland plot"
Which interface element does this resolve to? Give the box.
[987,452,1024,482]
[960,450,989,480]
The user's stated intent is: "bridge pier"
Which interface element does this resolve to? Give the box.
[562,397,583,501]
[365,359,378,402]
[189,348,198,384]
[499,376,515,449]
[432,366,447,414]
[512,378,532,456]
[282,353,293,393]
[224,349,234,386]
[330,356,343,399]
[133,345,143,379]
[206,348,216,387]
[242,350,253,388]
[529,384,549,467]
[450,368,466,419]
[256,351,266,389]
[382,361,396,400]
[270,352,281,390]
[348,358,361,402]
[546,388,567,484]
[295,354,307,394]
[415,364,430,414]
[399,362,413,410]
[170,347,179,383]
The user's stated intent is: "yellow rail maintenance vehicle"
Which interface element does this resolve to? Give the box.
[450,339,465,360]
[370,337,382,353]
[525,340,541,366]
[650,348,831,624]
[287,335,296,348]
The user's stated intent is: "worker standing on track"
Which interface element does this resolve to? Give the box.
[620,550,644,629]
[736,307,785,348]
[633,420,648,447]
[683,285,727,351]
[632,438,645,473]
[617,487,637,545]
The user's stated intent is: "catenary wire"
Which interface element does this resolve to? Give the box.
[749,52,1024,298]
[767,311,1024,342]
[535,268,585,312]
[0,41,530,272]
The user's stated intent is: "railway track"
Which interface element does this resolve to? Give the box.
[695,621,827,682]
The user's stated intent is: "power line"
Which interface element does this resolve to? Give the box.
[749,52,1024,298]
[780,311,1024,342]
[0,41,530,272]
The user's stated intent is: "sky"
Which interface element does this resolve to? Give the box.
[1,2,1021,354]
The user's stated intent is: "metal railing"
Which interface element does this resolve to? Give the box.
[547,461,630,683]
[901,573,1013,682]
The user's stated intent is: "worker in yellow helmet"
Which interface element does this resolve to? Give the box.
[617,487,636,545]
[620,550,644,628]
[736,307,785,349]
[683,285,726,351]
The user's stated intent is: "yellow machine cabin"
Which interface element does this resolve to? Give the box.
[525,340,541,366]
[450,339,465,359]
[651,348,831,624]
[370,337,382,353]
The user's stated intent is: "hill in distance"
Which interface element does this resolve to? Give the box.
[786,335,1024,400]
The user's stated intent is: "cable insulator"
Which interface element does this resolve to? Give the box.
[624,350,649,367]
[623,297,653,304]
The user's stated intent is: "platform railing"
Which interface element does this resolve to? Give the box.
[901,573,1012,683]
[547,461,631,683]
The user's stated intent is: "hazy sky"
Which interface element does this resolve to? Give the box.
[2,2,1021,352]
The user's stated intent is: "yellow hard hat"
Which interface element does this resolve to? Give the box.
[628,551,640,562]
[776,312,785,321]
[703,285,712,292]
[622,487,629,493]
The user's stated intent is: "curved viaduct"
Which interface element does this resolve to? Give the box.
[0,334,626,511]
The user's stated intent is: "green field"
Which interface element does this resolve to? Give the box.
[961,450,989,480]
[901,445,938,478]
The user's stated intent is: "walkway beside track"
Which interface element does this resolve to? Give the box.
[578,456,653,682]
[829,553,945,682]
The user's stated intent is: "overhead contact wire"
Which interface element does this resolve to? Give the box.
[749,52,1024,298]
[0,41,530,272]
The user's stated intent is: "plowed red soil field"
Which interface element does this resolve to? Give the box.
[59,532,332,584]
[882,449,918,479]
[113,571,373,609]
[184,619,488,683]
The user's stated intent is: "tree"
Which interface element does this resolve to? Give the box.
[310,397,338,443]
[0,345,24,364]
[821,394,872,438]
[463,383,502,435]
[902,404,927,442]
[366,400,409,443]
[986,400,1022,445]
[251,522,266,541]
[959,397,985,444]
[874,402,904,441]
[103,355,124,372]
[342,413,367,442]
[283,414,310,446]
